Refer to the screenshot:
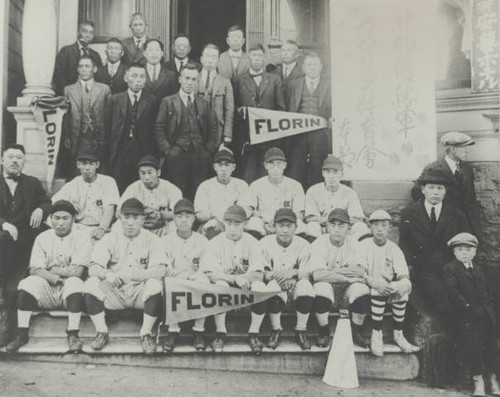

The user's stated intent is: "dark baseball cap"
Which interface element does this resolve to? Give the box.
[174,199,195,214]
[213,147,235,163]
[322,155,343,170]
[274,208,297,224]
[264,147,286,163]
[77,152,99,162]
[223,205,247,222]
[137,154,160,170]
[327,208,351,224]
[121,198,145,215]
[50,200,77,216]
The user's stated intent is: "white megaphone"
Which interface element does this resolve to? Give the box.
[322,309,359,389]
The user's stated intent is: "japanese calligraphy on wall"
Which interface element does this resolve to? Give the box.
[330,0,437,180]
[472,0,500,92]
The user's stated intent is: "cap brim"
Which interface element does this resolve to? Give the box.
[138,162,159,169]
[275,216,297,223]
[328,217,350,224]
[121,209,144,215]
[214,157,235,163]
[223,216,246,222]
[265,156,286,163]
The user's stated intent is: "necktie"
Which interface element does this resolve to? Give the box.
[130,94,139,138]
[136,39,142,49]
[187,95,192,109]
[84,82,90,93]
[152,65,157,84]
[468,266,476,279]
[430,206,437,228]
[179,61,184,72]
[82,46,89,56]
[205,70,211,90]
[309,80,316,94]
[454,161,462,180]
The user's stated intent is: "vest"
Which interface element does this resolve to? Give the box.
[5,180,28,231]
[81,87,94,132]
[298,84,320,116]
[176,100,203,150]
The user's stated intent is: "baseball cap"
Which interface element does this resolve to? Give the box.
[213,147,235,163]
[327,208,350,224]
[368,210,392,223]
[50,200,77,216]
[264,147,286,163]
[440,132,475,147]
[322,155,343,170]
[174,199,195,214]
[417,168,448,187]
[137,155,160,170]
[223,205,247,222]
[77,152,99,162]
[121,198,145,215]
[447,232,478,248]
[274,208,297,224]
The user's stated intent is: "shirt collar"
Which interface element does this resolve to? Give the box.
[284,62,296,72]
[424,200,442,216]
[444,155,458,172]
[175,57,188,69]
[250,68,264,76]
[108,60,121,68]
[179,90,194,106]
[229,49,243,58]
[3,172,20,182]
[128,89,142,102]
[80,78,94,88]
[306,76,320,84]
[202,68,216,78]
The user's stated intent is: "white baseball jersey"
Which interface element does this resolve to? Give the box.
[307,235,362,272]
[30,228,92,270]
[119,179,182,213]
[194,176,248,221]
[52,174,120,226]
[260,235,310,272]
[305,183,364,221]
[241,176,305,223]
[161,231,209,274]
[359,237,409,282]
[201,232,263,275]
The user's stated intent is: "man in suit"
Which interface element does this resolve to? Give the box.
[218,25,251,85]
[234,44,286,183]
[286,52,332,188]
[0,144,51,307]
[197,44,234,146]
[411,132,480,237]
[63,55,111,177]
[105,63,160,193]
[142,39,177,100]
[154,63,219,200]
[95,38,128,94]
[165,35,201,92]
[269,40,304,105]
[53,20,102,96]
[122,13,148,65]
[399,169,470,320]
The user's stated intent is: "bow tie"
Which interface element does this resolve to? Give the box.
[251,72,263,78]
[5,174,20,182]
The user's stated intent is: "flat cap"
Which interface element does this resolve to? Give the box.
[447,232,478,248]
[368,210,392,223]
[213,147,235,163]
[174,198,195,214]
[223,204,247,222]
[417,168,448,186]
[264,147,286,163]
[274,208,297,224]
[322,155,343,170]
[327,208,351,224]
[441,132,475,147]
[137,154,160,169]
[50,200,77,215]
[121,198,145,215]
[77,152,99,162]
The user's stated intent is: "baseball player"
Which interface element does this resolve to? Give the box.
[305,155,369,240]
[308,209,371,348]
[194,147,248,239]
[161,199,210,352]
[82,198,166,354]
[241,147,305,237]
[259,208,314,350]
[118,155,182,237]
[359,210,418,356]
[5,200,91,353]
[201,205,265,354]
[51,152,119,243]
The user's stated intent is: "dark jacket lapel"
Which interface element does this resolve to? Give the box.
[293,77,306,112]
[243,74,257,98]
[258,74,270,97]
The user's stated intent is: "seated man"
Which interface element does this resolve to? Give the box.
[308,209,371,348]
[241,147,305,237]
[305,155,369,240]
[194,148,248,239]
[259,208,314,350]
[201,205,265,354]
[119,155,182,237]
[83,198,166,354]
[5,200,91,353]
[359,210,418,356]
[161,199,210,352]
[52,152,119,243]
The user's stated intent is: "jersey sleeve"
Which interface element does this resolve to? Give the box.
[117,184,137,213]
[194,181,210,214]
[392,244,410,278]
[259,238,273,272]
[29,235,48,269]
[247,237,264,272]
[72,233,92,267]
[91,234,112,268]
[303,237,328,272]
[103,177,120,207]
[297,240,312,269]
[200,239,223,273]
[239,181,259,211]
[292,181,306,213]
[148,236,168,267]
[346,189,365,220]
[168,184,183,210]
[51,182,71,203]
[305,186,320,219]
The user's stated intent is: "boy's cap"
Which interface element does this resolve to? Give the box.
[368,210,392,223]
[121,198,145,215]
[137,155,160,170]
[213,147,235,163]
[223,205,247,222]
[50,200,77,216]
[274,208,297,224]
[77,152,99,162]
[441,132,475,147]
[327,208,350,224]
[447,232,478,248]
[322,155,343,170]
[173,199,195,214]
[264,147,286,163]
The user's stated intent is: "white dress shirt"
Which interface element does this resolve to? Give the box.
[3,173,19,195]
[108,61,121,77]
[128,89,142,104]
[250,69,264,87]
[444,155,459,174]
[179,90,194,108]
[424,201,442,221]
[174,57,187,72]
[147,63,159,81]
[305,76,320,93]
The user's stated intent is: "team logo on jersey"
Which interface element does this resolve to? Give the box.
[140,257,149,266]
[283,201,291,208]
[385,257,393,269]
[192,257,200,272]
[240,258,249,272]
[96,199,103,207]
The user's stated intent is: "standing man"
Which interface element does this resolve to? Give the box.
[154,63,219,200]
[105,62,160,192]
[142,39,177,100]
[270,40,304,105]
[63,55,111,176]
[53,20,102,95]
[286,52,332,188]
[0,144,51,306]
[234,44,286,183]
[218,25,251,84]
[95,38,128,94]
[165,35,201,92]
[122,13,149,65]
[197,44,234,146]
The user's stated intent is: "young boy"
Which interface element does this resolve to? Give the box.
[360,210,419,356]
[444,233,500,397]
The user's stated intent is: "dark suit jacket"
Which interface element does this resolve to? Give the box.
[287,76,332,119]
[95,62,128,94]
[154,93,219,155]
[53,42,103,95]
[122,36,148,65]
[164,58,202,91]
[143,65,177,100]
[217,51,251,84]
[234,72,286,111]
[444,258,495,325]
[269,63,304,107]
[104,91,160,171]
[399,200,470,277]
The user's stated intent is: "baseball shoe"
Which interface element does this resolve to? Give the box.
[267,329,281,350]
[473,375,486,397]
[90,331,109,351]
[248,333,263,356]
[489,374,500,396]
[211,333,226,353]
[316,325,330,348]
[393,330,419,353]
[163,332,179,353]
[295,331,311,350]
[370,329,384,356]
[66,330,83,352]
[140,334,157,354]
[352,324,370,348]
[5,329,29,353]
[193,331,207,351]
